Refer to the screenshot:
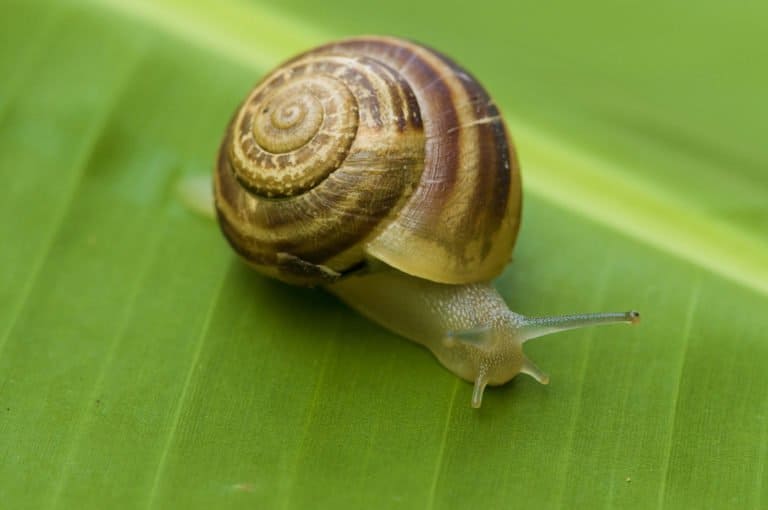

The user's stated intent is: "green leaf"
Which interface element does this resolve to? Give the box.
[2,0,766,508]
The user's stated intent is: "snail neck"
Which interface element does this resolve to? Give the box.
[327,267,509,350]
[326,267,524,383]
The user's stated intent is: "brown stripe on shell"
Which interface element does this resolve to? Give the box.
[430,49,516,223]
[430,50,517,259]
[362,57,407,131]
[336,61,383,128]
[372,57,424,131]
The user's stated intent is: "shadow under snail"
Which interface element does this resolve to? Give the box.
[211,35,640,408]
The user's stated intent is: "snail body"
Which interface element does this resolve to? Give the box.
[214,36,638,407]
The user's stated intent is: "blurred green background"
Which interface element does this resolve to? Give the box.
[1,0,767,508]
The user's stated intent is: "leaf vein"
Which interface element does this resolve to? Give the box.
[656,280,701,510]
[426,378,459,510]
[144,263,231,509]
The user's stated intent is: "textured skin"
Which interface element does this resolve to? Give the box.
[215,36,521,285]
[328,268,527,387]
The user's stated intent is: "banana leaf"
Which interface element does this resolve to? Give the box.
[1,0,766,508]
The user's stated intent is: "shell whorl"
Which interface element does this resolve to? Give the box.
[230,73,360,198]
[215,36,521,286]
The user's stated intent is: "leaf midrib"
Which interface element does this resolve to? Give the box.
[83,0,768,296]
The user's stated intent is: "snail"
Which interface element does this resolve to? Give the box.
[212,35,639,408]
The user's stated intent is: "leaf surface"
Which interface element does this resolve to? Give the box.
[1,1,766,508]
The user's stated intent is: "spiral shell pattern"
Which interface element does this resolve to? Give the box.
[231,74,360,197]
[215,36,521,285]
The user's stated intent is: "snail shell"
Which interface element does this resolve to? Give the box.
[214,36,521,286]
